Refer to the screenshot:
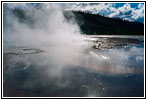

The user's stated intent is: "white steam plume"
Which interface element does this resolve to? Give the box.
[3,3,88,78]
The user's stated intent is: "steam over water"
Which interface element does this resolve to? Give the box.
[3,3,144,97]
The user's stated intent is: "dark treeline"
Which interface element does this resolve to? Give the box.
[64,11,144,35]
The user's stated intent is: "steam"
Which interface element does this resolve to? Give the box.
[3,3,144,97]
[86,46,144,74]
[3,3,88,77]
[4,3,84,47]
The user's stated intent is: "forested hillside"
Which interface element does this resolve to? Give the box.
[64,11,144,35]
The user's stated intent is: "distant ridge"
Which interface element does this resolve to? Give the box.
[64,11,144,35]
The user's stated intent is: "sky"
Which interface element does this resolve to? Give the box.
[65,3,144,23]
[5,3,144,23]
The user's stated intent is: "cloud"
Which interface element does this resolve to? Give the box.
[109,3,144,22]
[67,3,115,15]
[67,3,144,23]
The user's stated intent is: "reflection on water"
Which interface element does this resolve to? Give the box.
[3,35,144,97]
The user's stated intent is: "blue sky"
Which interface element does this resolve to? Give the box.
[115,3,138,8]
[65,3,144,23]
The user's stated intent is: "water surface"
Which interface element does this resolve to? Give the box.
[3,35,144,97]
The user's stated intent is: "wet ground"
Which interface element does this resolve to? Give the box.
[3,35,144,97]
